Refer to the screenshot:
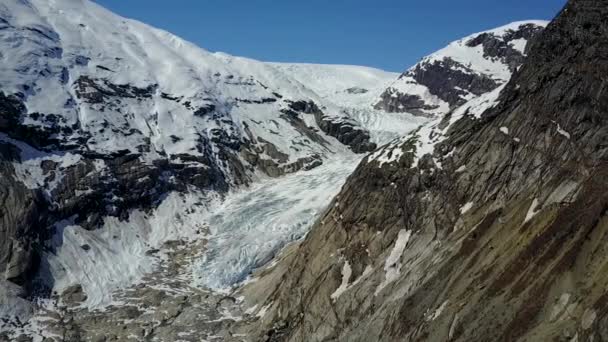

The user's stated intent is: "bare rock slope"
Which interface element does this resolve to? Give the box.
[245,1,608,341]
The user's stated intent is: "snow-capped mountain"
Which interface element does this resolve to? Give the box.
[242,1,608,341]
[0,0,424,332]
[0,0,379,181]
[374,21,547,117]
[2,0,579,341]
[268,63,399,108]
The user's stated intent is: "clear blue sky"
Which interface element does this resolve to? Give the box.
[93,0,567,72]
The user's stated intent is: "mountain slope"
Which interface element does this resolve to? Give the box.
[268,63,398,108]
[374,21,547,117]
[0,0,413,326]
[242,1,608,341]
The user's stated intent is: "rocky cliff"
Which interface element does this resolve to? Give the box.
[244,1,608,341]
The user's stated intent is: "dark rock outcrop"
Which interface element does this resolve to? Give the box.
[407,57,500,107]
[0,144,45,288]
[285,101,377,153]
[73,76,157,104]
[373,88,440,117]
[466,22,544,71]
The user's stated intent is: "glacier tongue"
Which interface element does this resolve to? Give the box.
[192,106,425,291]
[193,154,361,290]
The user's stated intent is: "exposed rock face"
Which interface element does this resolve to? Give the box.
[284,101,377,153]
[406,57,500,107]
[0,145,44,287]
[465,23,544,71]
[374,21,547,117]
[245,1,608,341]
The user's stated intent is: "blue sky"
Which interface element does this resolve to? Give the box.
[94,0,566,72]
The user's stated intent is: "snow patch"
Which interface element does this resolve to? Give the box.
[509,38,528,54]
[331,260,352,300]
[550,293,571,321]
[376,229,412,295]
[524,198,540,223]
[582,309,596,330]
[554,121,571,139]
[460,202,474,215]
[427,300,449,321]
[256,303,272,318]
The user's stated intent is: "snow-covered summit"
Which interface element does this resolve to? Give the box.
[0,0,321,161]
[268,63,399,108]
[0,0,404,196]
[374,20,548,117]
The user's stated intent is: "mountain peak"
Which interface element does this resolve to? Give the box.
[374,20,547,117]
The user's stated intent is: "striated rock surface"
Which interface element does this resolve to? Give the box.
[244,1,608,341]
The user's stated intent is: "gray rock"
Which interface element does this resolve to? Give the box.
[61,284,88,306]
[245,1,608,341]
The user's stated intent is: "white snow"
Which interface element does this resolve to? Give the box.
[193,155,362,291]
[244,304,259,315]
[550,293,571,321]
[524,198,540,223]
[268,63,398,108]
[499,126,510,135]
[376,229,412,295]
[382,78,450,116]
[509,38,528,54]
[460,202,474,215]
[554,121,571,139]
[0,133,81,198]
[376,20,547,118]
[0,0,391,178]
[449,313,460,340]
[582,309,597,330]
[427,21,549,82]
[331,260,353,300]
[369,84,507,169]
[41,191,217,308]
[256,303,272,318]
[428,300,449,321]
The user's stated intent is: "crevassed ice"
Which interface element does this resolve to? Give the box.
[192,155,360,291]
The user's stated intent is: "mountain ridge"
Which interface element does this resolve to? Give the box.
[2,1,589,341]
[374,20,547,117]
[239,1,608,341]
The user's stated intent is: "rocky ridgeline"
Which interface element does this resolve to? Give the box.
[374,22,545,117]
[243,1,608,341]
